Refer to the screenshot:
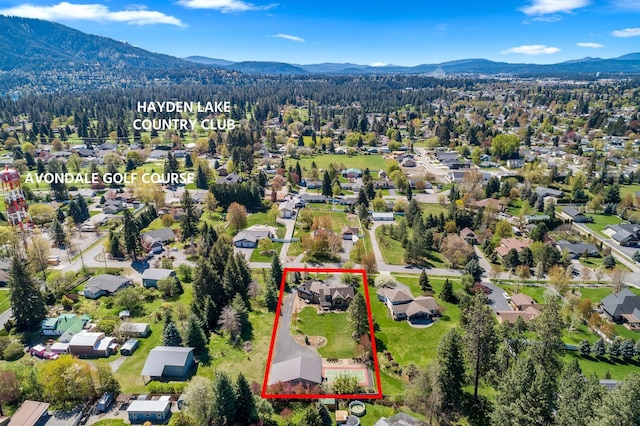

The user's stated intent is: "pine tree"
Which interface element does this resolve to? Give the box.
[211,372,237,426]
[347,293,369,337]
[231,293,249,332]
[419,270,432,294]
[322,170,332,197]
[163,321,183,347]
[271,254,283,290]
[180,189,199,241]
[579,339,591,356]
[56,208,65,223]
[184,314,208,353]
[9,257,47,330]
[234,373,258,425]
[437,328,466,410]
[440,278,455,303]
[122,209,141,260]
[318,403,332,426]
[196,164,208,189]
[50,218,66,247]
[593,338,606,357]
[264,276,278,312]
[185,153,193,169]
[299,405,323,426]
[555,359,603,426]
[108,230,123,259]
[126,158,136,172]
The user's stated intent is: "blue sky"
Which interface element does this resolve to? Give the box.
[0,0,639,65]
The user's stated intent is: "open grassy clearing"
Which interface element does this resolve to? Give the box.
[0,290,9,311]
[419,202,449,217]
[287,154,386,172]
[375,227,405,265]
[294,307,358,359]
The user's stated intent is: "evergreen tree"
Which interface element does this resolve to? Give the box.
[231,293,249,332]
[321,170,332,197]
[164,152,179,176]
[347,292,369,337]
[196,164,208,189]
[440,278,455,303]
[271,254,283,290]
[419,270,432,294]
[211,372,237,426]
[594,372,640,425]
[621,339,635,361]
[317,403,332,426]
[185,153,193,168]
[579,339,591,356]
[126,158,136,172]
[76,195,90,222]
[234,373,258,425]
[464,258,485,282]
[49,218,66,247]
[593,338,606,357]
[56,207,65,223]
[163,321,183,347]
[555,359,603,426]
[9,257,47,330]
[191,261,223,330]
[122,208,141,260]
[108,230,123,259]
[299,405,323,426]
[184,314,208,354]
[437,328,466,410]
[264,276,278,312]
[462,293,497,401]
[180,189,199,241]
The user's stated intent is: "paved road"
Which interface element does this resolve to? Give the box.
[272,293,320,364]
[482,281,512,312]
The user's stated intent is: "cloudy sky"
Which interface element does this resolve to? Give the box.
[0,0,639,65]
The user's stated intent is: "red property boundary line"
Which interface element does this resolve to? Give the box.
[261,267,383,399]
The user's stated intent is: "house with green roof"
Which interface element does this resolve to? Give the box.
[41,314,91,340]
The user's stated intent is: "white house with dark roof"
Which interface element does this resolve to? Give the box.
[127,399,172,424]
[377,287,441,323]
[233,228,274,248]
[68,331,117,357]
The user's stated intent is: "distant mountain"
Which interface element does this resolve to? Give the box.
[616,53,640,61]
[0,15,187,71]
[225,61,308,75]
[184,56,236,66]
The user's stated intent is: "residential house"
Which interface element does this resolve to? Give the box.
[342,226,360,241]
[535,186,564,200]
[495,238,532,258]
[119,322,151,338]
[556,240,600,259]
[377,287,441,323]
[297,280,355,311]
[83,274,133,299]
[8,401,50,426]
[304,179,322,189]
[233,228,274,248]
[127,399,172,425]
[216,166,228,176]
[601,289,640,329]
[470,198,506,212]
[560,206,589,223]
[148,149,169,160]
[342,168,363,178]
[141,268,176,288]
[524,214,550,224]
[460,227,477,245]
[41,314,90,337]
[142,227,176,246]
[141,346,195,381]
[300,193,327,203]
[216,172,241,185]
[268,355,322,387]
[68,331,117,357]
[278,201,295,219]
[506,159,524,169]
[603,224,640,247]
[401,157,416,167]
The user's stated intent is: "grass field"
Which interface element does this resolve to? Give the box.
[295,307,358,359]
[566,351,640,380]
[375,227,405,265]
[619,184,640,199]
[419,202,449,217]
[90,420,126,426]
[287,154,386,172]
[0,290,9,312]
[585,214,624,236]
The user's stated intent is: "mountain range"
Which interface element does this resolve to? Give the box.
[1,14,640,94]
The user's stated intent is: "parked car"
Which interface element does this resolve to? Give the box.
[503,292,511,301]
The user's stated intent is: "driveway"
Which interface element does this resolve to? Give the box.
[482,281,512,313]
[272,293,321,364]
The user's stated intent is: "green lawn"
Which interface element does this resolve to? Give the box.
[501,284,547,303]
[249,243,283,262]
[372,277,462,395]
[295,307,358,359]
[0,290,9,312]
[288,154,386,172]
[375,227,405,265]
[419,203,449,217]
[89,420,127,426]
[619,184,640,199]
[566,351,640,380]
[585,214,624,236]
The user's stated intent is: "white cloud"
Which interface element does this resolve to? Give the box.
[521,0,589,15]
[502,44,561,55]
[529,15,562,22]
[271,33,304,43]
[0,2,184,26]
[577,42,604,48]
[370,62,388,67]
[178,0,277,12]
[613,28,640,37]
[611,0,640,11]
